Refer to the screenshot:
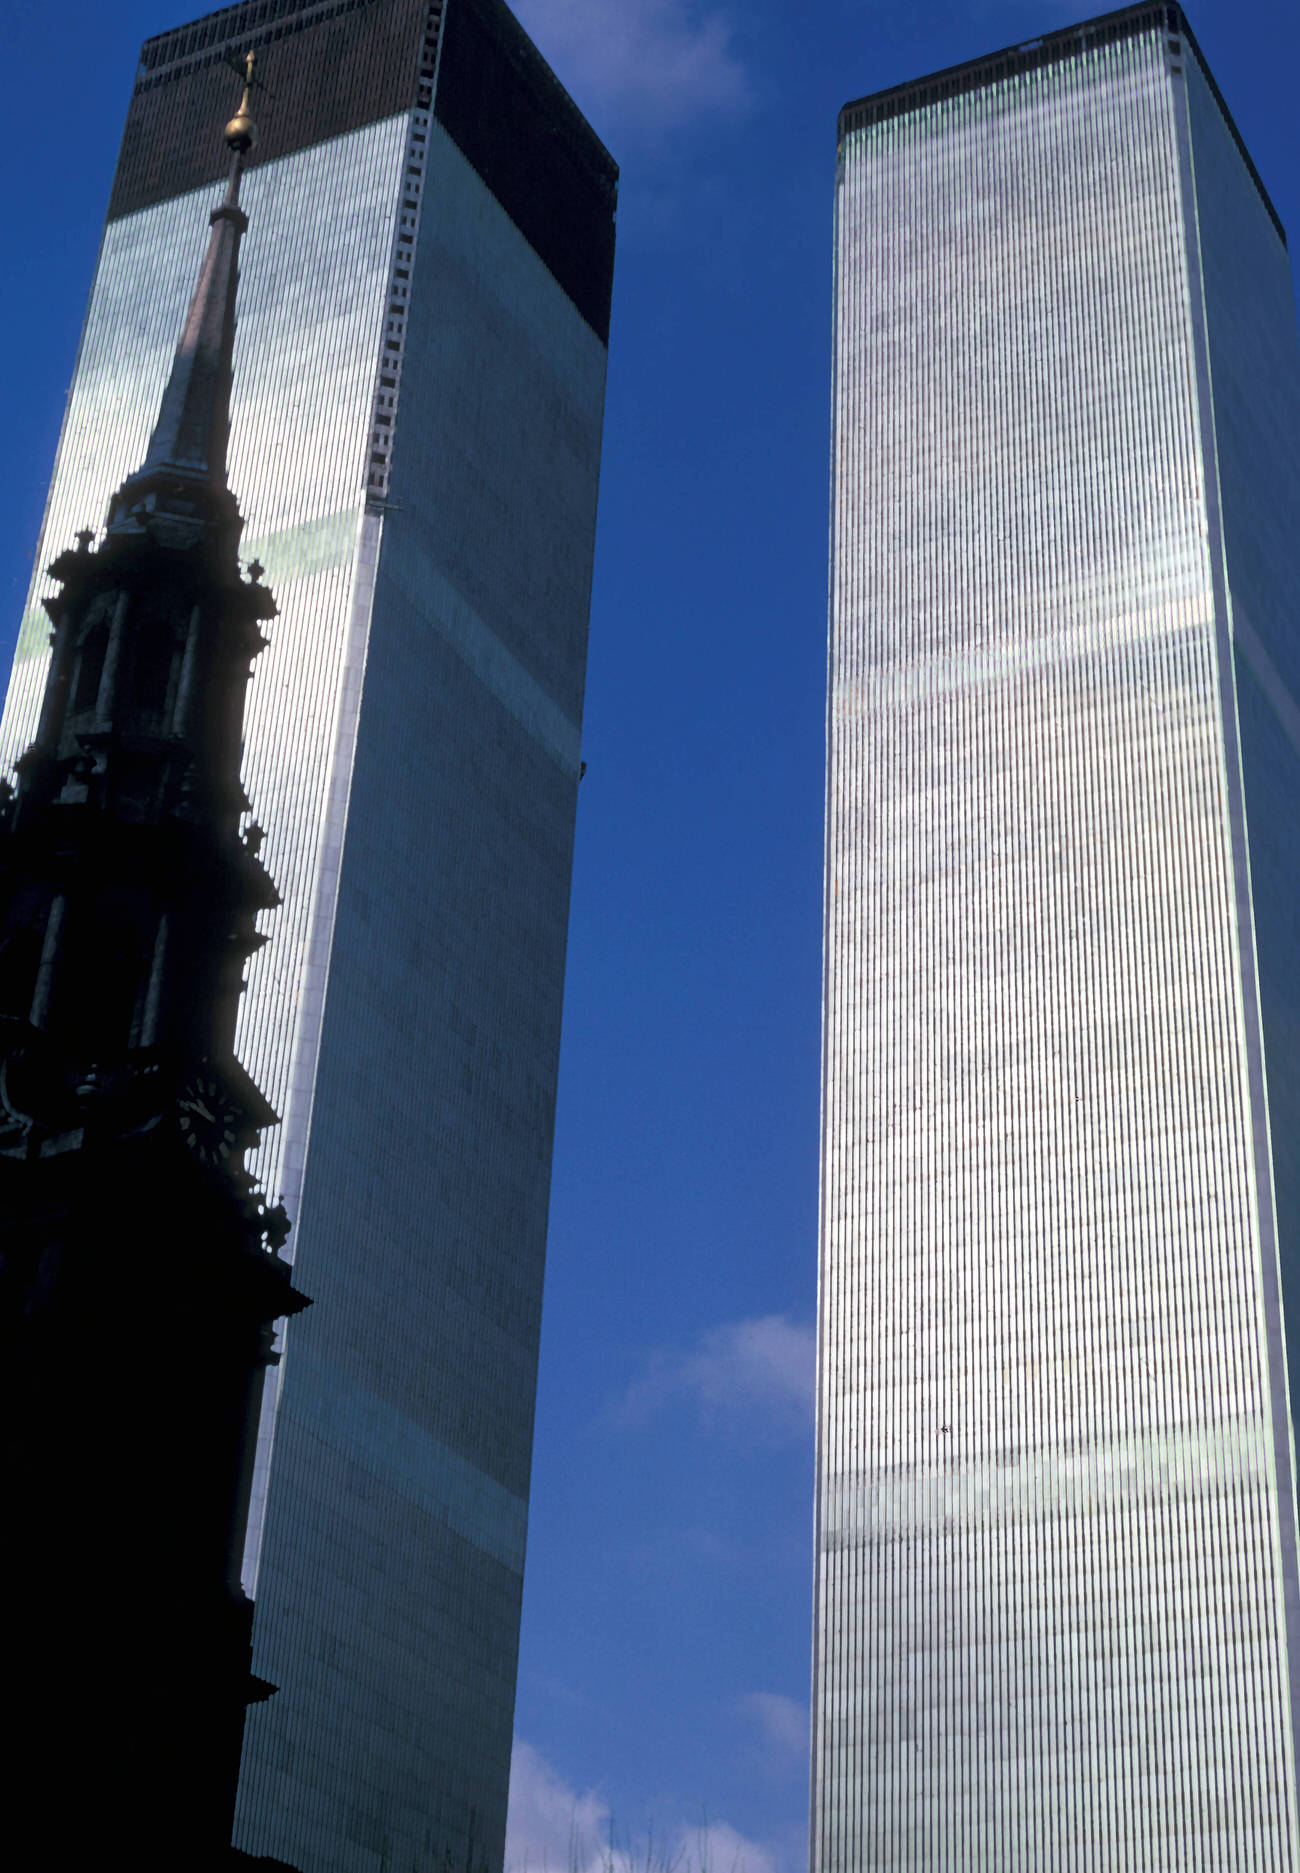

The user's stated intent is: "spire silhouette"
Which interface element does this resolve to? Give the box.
[140,168,246,487]
[114,54,259,518]
[0,44,308,1870]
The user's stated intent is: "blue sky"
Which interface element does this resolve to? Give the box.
[5,1,1300,1868]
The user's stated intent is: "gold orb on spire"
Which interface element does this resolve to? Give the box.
[225,50,257,152]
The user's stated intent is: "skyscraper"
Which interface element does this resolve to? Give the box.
[816,4,1300,1865]
[1,2,616,1867]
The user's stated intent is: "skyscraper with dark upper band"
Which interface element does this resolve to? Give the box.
[817,5,1300,1866]
[0,2,616,1867]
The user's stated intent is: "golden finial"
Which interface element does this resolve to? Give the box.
[225,50,257,153]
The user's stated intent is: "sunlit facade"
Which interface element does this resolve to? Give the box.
[816,5,1300,1866]
[0,1,615,1868]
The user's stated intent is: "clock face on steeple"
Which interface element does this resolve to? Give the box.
[177,1072,240,1165]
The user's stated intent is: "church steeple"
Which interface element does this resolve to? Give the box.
[118,57,257,512]
[0,52,307,1872]
[112,54,258,534]
[10,50,275,873]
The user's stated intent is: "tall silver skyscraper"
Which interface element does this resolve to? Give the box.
[1,2,615,1868]
[816,4,1300,1865]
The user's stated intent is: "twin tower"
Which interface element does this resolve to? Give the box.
[0,0,615,1868]
[819,5,1300,1869]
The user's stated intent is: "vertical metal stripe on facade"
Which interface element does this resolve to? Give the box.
[817,24,1300,1869]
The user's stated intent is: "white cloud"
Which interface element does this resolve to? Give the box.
[507,1739,609,1873]
[506,1740,781,1873]
[688,1820,780,1873]
[511,0,750,132]
[620,1315,815,1436]
[737,1693,808,1768]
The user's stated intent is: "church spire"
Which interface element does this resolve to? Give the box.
[113,54,259,519]
[0,44,308,1868]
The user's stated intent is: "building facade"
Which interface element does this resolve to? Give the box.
[0,2,615,1868]
[816,5,1300,1866]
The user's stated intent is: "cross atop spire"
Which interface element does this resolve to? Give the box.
[110,55,261,528]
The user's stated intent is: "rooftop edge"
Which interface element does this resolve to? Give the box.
[137,0,618,193]
[837,2,1284,247]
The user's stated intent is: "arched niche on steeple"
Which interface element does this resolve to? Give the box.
[69,593,114,722]
[0,925,44,1023]
[124,588,189,728]
[45,884,157,1055]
